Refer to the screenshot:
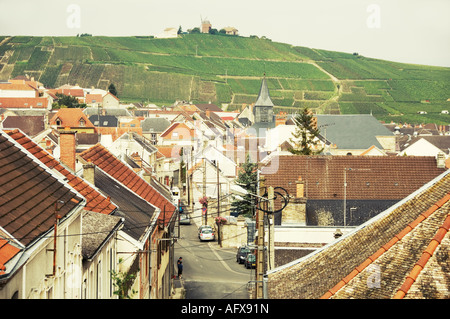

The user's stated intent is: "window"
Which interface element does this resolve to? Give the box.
[56,118,62,126]
[79,119,86,127]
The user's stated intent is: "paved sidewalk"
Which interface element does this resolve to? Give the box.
[170,276,185,299]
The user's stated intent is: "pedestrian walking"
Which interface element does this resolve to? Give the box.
[177,257,183,279]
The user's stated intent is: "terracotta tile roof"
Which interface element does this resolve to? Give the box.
[267,170,450,299]
[156,145,182,160]
[85,94,103,104]
[49,108,95,128]
[49,88,84,98]
[160,122,194,139]
[0,131,85,247]
[79,143,176,226]
[0,238,20,276]
[0,97,49,109]
[261,155,446,203]
[4,129,116,215]
[0,83,38,93]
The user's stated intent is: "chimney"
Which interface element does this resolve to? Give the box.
[437,152,445,169]
[281,176,307,226]
[45,139,53,155]
[59,127,77,171]
[83,160,95,185]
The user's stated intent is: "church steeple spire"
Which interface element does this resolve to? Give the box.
[255,74,274,108]
[253,74,274,124]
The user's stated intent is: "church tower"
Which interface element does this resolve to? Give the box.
[253,74,274,123]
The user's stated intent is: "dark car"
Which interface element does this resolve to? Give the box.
[244,254,256,269]
[236,246,251,264]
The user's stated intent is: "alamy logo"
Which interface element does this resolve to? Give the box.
[366,4,381,29]
[366,264,381,288]
[67,4,81,29]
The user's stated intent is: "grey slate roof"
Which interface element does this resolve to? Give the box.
[88,115,118,127]
[254,77,274,107]
[81,211,123,260]
[141,117,171,133]
[316,114,393,149]
[94,168,157,243]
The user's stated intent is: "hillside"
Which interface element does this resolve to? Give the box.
[0,34,449,124]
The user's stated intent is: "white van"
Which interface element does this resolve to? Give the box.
[171,187,180,205]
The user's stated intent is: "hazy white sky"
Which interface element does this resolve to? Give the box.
[1,0,449,67]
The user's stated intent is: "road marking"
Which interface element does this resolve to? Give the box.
[208,242,243,275]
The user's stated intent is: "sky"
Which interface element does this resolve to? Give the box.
[1,0,449,67]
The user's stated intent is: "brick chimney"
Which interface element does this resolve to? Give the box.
[59,127,77,171]
[282,176,307,226]
[45,139,53,155]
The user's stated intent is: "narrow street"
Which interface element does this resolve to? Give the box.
[174,218,254,299]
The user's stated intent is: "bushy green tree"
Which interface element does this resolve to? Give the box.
[108,83,118,97]
[54,93,86,108]
[289,106,323,155]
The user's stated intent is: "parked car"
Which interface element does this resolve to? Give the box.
[244,254,256,269]
[236,246,251,264]
[199,228,215,241]
[198,225,213,238]
[179,213,191,225]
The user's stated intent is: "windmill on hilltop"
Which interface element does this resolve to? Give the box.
[200,15,211,33]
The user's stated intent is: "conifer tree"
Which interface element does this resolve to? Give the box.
[231,154,258,217]
[289,106,323,155]
[108,83,118,97]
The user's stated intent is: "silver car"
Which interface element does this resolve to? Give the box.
[179,213,191,225]
[199,228,215,241]
[198,225,213,238]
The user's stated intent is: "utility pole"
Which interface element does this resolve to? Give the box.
[216,161,221,247]
[267,186,275,272]
[255,177,266,299]
[190,146,194,220]
[203,158,207,225]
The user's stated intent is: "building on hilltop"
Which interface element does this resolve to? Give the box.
[201,18,212,33]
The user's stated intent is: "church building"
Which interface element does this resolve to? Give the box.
[253,75,274,124]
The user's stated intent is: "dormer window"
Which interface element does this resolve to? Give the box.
[56,118,62,126]
[79,118,86,127]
